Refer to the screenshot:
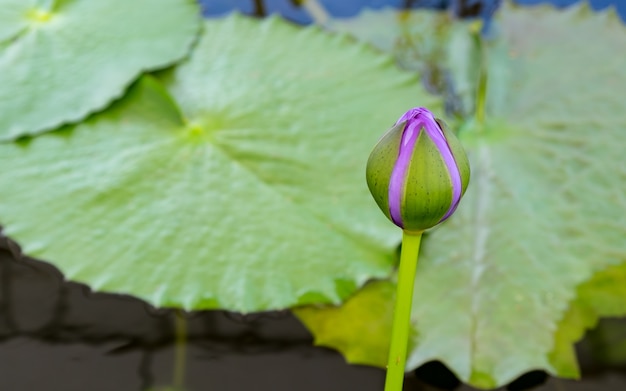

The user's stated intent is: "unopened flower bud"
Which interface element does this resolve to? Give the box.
[366,107,470,232]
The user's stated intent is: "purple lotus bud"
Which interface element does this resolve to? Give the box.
[366,107,470,232]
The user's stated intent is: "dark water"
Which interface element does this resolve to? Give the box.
[2,236,626,390]
[0,239,385,391]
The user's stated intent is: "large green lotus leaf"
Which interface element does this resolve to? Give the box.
[0,13,441,312]
[156,15,441,264]
[297,3,626,388]
[0,0,200,140]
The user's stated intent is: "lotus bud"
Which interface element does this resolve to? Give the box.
[366,107,470,232]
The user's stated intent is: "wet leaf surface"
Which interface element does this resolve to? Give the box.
[0,15,438,311]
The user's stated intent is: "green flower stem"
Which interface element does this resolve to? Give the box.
[384,230,423,391]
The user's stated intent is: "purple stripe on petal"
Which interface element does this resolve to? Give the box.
[395,107,423,125]
[422,118,463,221]
[388,119,421,228]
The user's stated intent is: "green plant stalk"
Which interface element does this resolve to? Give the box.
[384,230,423,391]
[301,0,331,27]
[473,25,488,126]
[476,67,487,124]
